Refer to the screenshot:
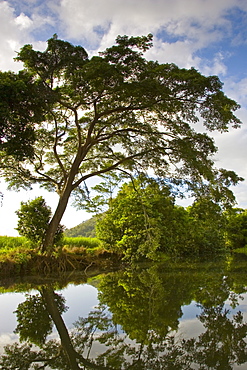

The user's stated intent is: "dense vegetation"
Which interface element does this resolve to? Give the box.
[1,175,246,276]
[96,177,247,260]
[0,235,107,277]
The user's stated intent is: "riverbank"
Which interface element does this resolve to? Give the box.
[0,250,122,277]
[1,235,246,278]
[0,235,121,277]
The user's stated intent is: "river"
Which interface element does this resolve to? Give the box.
[0,256,247,369]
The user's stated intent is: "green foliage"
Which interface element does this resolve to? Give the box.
[16,197,64,250]
[225,208,247,249]
[0,236,31,250]
[187,197,227,255]
[0,34,242,251]
[96,178,229,259]
[14,292,67,346]
[0,70,48,160]
[96,177,172,259]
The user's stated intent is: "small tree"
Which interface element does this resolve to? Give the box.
[96,177,194,259]
[16,197,63,252]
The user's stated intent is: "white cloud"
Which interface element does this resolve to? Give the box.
[224,78,247,106]
[201,52,228,76]
[210,101,247,208]
[1,0,246,72]
[0,1,24,71]
[14,12,33,29]
[0,1,55,71]
[57,0,243,47]
[145,38,202,69]
[53,0,247,82]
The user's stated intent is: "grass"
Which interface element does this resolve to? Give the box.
[62,236,107,258]
[63,236,101,249]
[0,235,101,251]
[0,236,34,268]
[0,234,117,277]
[0,236,34,264]
[0,236,32,251]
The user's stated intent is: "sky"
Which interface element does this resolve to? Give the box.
[0,0,247,236]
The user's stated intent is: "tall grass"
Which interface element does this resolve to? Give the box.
[0,236,32,251]
[0,235,101,250]
[63,236,101,249]
[62,236,104,256]
[0,234,106,268]
[0,236,34,267]
[0,235,111,277]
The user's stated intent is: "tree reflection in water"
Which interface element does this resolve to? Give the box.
[0,261,247,369]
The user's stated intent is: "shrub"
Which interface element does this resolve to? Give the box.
[16,196,64,249]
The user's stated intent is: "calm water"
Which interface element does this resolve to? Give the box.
[0,257,247,369]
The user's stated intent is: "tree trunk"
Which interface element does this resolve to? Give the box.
[41,287,110,370]
[42,186,71,253]
[43,155,81,253]
[41,288,81,370]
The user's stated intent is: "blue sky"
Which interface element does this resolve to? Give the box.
[0,0,247,235]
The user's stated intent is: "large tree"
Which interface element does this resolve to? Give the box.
[0,34,242,252]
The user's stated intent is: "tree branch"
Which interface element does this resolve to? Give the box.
[72,149,159,190]
[52,111,68,179]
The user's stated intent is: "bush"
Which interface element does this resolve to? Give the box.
[16,197,64,249]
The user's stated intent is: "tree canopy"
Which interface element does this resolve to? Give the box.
[0,34,243,251]
[0,70,48,160]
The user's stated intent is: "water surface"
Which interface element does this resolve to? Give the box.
[0,258,247,369]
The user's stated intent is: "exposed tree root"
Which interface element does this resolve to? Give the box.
[0,252,120,278]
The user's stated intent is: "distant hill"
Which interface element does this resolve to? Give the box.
[65,216,97,237]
